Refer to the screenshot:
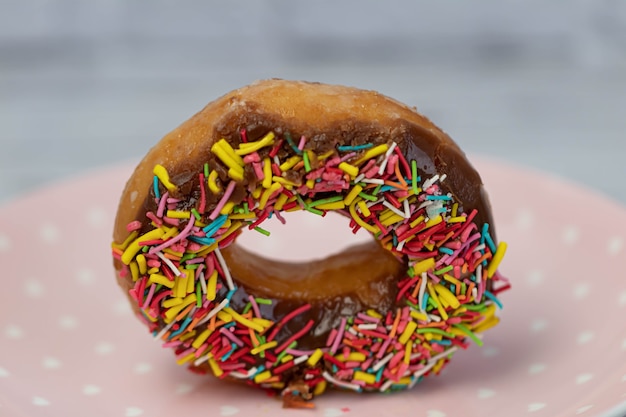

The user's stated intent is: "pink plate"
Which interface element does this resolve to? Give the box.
[0,157,625,417]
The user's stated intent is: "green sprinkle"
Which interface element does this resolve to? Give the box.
[303,150,311,173]
[243,202,249,214]
[427,296,439,309]
[372,184,383,195]
[180,252,195,263]
[405,300,420,310]
[453,323,483,346]
[358,192,378,202]
[407,266,415,277]
[242,302,252,314]
[309,195,344,208]
[196,282,202,307]
[253,226,271,236]
[337,143,373,152]
[411,160,418,194]
[463,303,488,312]
[191,208,201,221]
[186,264,199,270]
[204,163,209,178]
[416,328,455,338]
[434,265,454,275]
[255,297,272,305]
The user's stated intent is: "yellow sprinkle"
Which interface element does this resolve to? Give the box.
[279,156,302,171]
[473,316,500,333]
[208,170,221,194]
[250,341,278,355]
[130,261,139,282]
[274,193,289,211]
[174,274,187,298]
[163,248,183,258]
[217,310,233,323]
[235,132,275,155]
[208,357,223,377]
[366,309,383,319]
[259,182,282,210]
[253,370,272,383]
[343,184,363,205]
[357,200,371,217]
[178,330,197,342]
[162,297,183,308]
[252,187,263,199]
[487,242,508,278]
[313,380,327,396]
[442,274,462,287]
[424,242,435,251]
[448,327,466,338]
[306,179,315,189]
[147,267,159,275]
[399,321,417,344]
[452,203,459,217]
[211,142,244,175]
[262,158,272,188]
[206,270,218,301]
[176,353,196,365]
[220,201,236,215]
[185,269,195,294]
[222,307,264,332]
[404,340,412,365]
[353,144,389,166]
[113,230,138,251]
[409,215,425,228]
[136,254,147,275]
[425,215,442,229]
[318,150,334,160]
[142,308,158,322]
[410,310,428,321]
[447,216,467,223]
[427,283,449,320]
[214,221,243,245]
[412,258,435,275]
[164,294,196,323]
[381,213,405,227]
[161,226,177,240]
[229,212,256,220]
[349,199,379,234]
[307,349,324,367]
[251,318,274,328]
[434,284,460,309]
[216,139,244,165]
[433,358,446,374]
[153,164,177,193]
[272,176,298,187]
[337,352,366,362]
[338,162,359,177]
[353,371,376,385]
[315,201,346,211]
[399,377,412,385]
[227,167,244,181]
[281,354,294,363]
[121,228,165,265]
[148,273,175,289]
[166,210,190,219]
[192,328,213,349]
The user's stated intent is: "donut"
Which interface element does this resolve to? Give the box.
[111,79,509,407]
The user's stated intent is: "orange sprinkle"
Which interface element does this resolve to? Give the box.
[394,163,407,188]
[111,247,123,256]
[161,331,171,341]
[384,180,407,190]
[249,327,260,347]
[188,315,204,332]
[466,282,475,300]
[410,277,422,299]
[435,231,455,248]
[389,308,401,338]
[209,314,217,331]
[293,161,305,171]
[473,253,492,270]
[175,304,195,322]
[462,263,468,274]
[162,252,181,261]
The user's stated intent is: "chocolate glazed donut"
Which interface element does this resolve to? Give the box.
[111,80,509,408]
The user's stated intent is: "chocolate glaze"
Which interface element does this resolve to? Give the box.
[135,107,494,352]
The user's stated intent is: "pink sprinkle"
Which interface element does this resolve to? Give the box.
[298,135,307,151]
[162,341,182,348]
[141,284,156,309]
[330,318,346,354]
[162,217,180,226]
[209,181,236,220]
[157,192,169,218]
[285,348,316,356]
[376,338,392,359]
[148,214,196,254]
[252,162,264,180]
[326,329,338,347]
[145,212,163,226]
[195,343,209,358]
[185,257,204,265]
[274,210,286,225]
[176,348,195,359]
[220,328,244,347]
[220,363,246,371]
[339,152,356,162]
[386,154,398,175]
[248,295,261,318]
[126,220,142,232]
[243,153,260,164]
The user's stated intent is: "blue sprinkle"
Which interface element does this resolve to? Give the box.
[422,293,430,310]
[332,365,338,373]
[153,176,160,199]
[203,214,228,236]
[480,223,489,245]
[485,232,497,254]
[221,343,237,361]
[483,290,503,309]
[432,339,452,346]
[337,143,374,152]
[426,195,452,201]
[378,185,394,193]
[284,133,301,155]
[249,365,265,379]
[375,367,384,383]
[188,236,216,246]
[392,234,398,247]
[223,322,236,329]
[226,288,237,301]
[169,316,192,338]
[439,247,454,255]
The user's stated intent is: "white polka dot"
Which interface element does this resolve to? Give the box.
[175,383,195,395]
[530,319,548,333]
[527,403,546,413]
[125,406,144,417]
[619,291,626,307]
[323,409,343,417]
[576,405,593,414]
[94,342,115,355]
[32,396,50,406]
[515,208,534,230]
[0,234,11,252]
[608,236,624,256]
[0,367,9,378]
[576,373,593,384]
[40,223,60,243]
[577,331,595,345]
[621,338,626,351]
[5,324,24,340]
[24,279,44,298]
[82,384,101,396]
[482,346,499,357]
[562,225,580,245]
[426,411,446,417]
[42,357,62,370]
[133,363,152,375]
[130,191,138,203]
[76,268,96,285]
[86,207,107,228]
[112,300,132,316]
[220,406,240,416]
[526,270,544,287]
[621,374,626,382]
[528,363,547,375]
[58,315,79,330]
[573,283,590,300]
[477,388,495,399]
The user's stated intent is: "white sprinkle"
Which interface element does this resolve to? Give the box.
[418,272,427,313]
[323,371,361,391]
[403,199,410,218]
[619,290,626,307]
[427,347,458,364]
[273,155,280,167]
[573,283,590,300]
[408,361,437,389]
[24,279,44,298]
[197,299,229,326]
[125,406,144,417]
[577,331,595,344]
[214,248,234,291]
[246,367,258,378]
[439,174,447,183]
[528,363,546,374]
[361,178,385,185]
[379,379,395,392]
[94,342,115,355]
[293,355,309,365]
[428,314,441,322]
[562,225,580,245]
[477,388,496,399]
[397,239,406,251]
[156,251,182,276]
[347,327,358,335]
[383,200,408,218]
[357,323,378,331]
[193,355,210,367]
[42,357,62,370]
[473,244,486,252]
[58,315,79,330]
[0,234,11,252]
[154,320,177,341]
[472,287,479,303]
[40,223,60,243]
[228,371,248,379]
[377,142,397,175]
[372,352,394,372]
[76,268,96,285]
[422,175,440,190]
[417,200,435,210]
[354,173,365,183]
[199,271,207,295]
[607,236,623,256]
[133,362,153,375]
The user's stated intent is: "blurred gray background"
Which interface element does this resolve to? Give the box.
[1,0,626,204]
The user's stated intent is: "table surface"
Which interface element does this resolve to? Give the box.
[1,1,625,207]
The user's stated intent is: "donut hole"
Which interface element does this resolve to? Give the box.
[234,210,372,262]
